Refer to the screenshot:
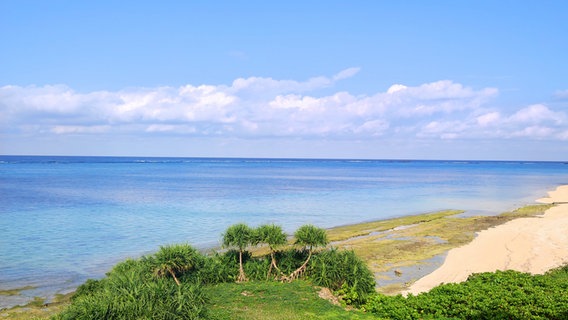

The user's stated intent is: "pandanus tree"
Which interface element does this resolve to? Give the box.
[152,244,200,286]
[257,224,288,279]
[222,223,254,282]
[288,224,329,281]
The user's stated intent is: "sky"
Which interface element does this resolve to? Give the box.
[1,1,567,160]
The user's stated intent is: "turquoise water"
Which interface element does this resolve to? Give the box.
[1,156,567,307]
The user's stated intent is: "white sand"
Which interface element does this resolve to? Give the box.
[407,185,568,295]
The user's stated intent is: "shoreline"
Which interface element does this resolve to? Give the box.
[2,185,565,315]
[407,185,568,295]
[327,202,557,294]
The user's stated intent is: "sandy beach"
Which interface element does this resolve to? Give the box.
[408,185,568,295]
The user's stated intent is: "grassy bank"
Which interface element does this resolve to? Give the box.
[206,281,375,320]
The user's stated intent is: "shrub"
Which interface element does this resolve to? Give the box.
[275,249,308,275]
[196,251,238,284]
[364,265,568,320]
[243,256,271,281]
[309,248,376,305]
[145,243,204,285]
[55,274,207,319]
[363,294,421,319]
[72,279,103,301]
[55,247,208,319]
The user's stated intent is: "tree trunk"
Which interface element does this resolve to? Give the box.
[267,251,282,279]
[287,250,312,281]
[237,249,247,282]
[168,268,181,286]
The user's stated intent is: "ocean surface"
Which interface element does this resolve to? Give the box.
[1,156,567,307]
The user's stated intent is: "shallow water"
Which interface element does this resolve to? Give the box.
[1,156,566,307]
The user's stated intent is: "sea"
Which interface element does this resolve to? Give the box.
[1,155,567,307]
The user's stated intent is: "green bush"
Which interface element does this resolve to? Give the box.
[243,256,271,280]
[55,274,207,319]
[309,248,376,305]
[71,278,103,301]
[364,265,568,320]
[364,294,422,319]
[196,251,238,284]
[274,248,308,275]
[55,246,208,319]
[144,243,204,285]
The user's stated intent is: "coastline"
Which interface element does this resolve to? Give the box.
[407,185,568,295]
[2,185,566,318]
[3,157,567,310]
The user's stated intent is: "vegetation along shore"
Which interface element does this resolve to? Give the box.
[2,186,568,319]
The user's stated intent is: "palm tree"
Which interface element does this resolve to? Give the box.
[222,223,254,282]
[152,244,200,286]
[288,224,329,281]
[257,224,287,279]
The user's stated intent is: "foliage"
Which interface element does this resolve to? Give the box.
[363,293,423,319]
[196,251,239,284]
[288,224,329,281]
[71,279,103,301]
[222,223,255,282]
[274,248,308,275]
[256,224,287,249]
[55,248,208,320]
[309,248,376,305]
[222,223,256,251]
[147,243,203,285]
[256,224,288,278]
[243,256,271,281]
[364,265,568,320]
[294,224,329,251]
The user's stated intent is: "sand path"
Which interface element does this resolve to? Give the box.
[407,185,568,295]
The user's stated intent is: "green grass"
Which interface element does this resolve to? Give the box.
[206,280,375,320]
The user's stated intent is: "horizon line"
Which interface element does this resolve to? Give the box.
[1,154,566,164]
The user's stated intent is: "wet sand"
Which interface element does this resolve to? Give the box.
[408,185,568,295]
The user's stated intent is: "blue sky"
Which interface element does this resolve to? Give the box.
[1,1,567,160]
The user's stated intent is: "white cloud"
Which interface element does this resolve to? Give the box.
[51,125,110,134]
[332,67,360,81]
[387,84,407,94]
[511,126,555,138]
[476,112,501,126]
[230,67,358,95]
[1,70,566,144]
[418,121,468,139]
[508,104,564,125]
[354,119,389,136]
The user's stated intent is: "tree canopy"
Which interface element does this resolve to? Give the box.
[222,223,255,282]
